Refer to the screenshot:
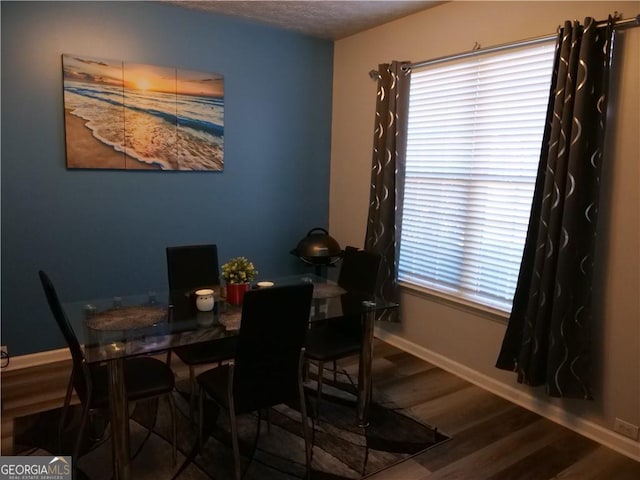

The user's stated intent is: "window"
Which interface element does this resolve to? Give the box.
[399,40,556,313]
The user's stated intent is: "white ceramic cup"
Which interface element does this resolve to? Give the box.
[195,288,215,312]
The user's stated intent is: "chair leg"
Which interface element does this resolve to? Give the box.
[189,366,197,425]
[229,399,241,480]
[303,358,310,383]
[58,375,75,452]
[198,388,204,450]
[265,408,272,433]
[333,360,337,384]
[72,402,91,474]
[298,350,312,472]
[300,393,312,472]
[167,392,177,466]
[225,364,242,480]
[316,361,324,423]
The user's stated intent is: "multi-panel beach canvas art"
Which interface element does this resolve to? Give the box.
[62,54,224,171]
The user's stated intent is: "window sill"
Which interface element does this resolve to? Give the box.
[398,281,509,325]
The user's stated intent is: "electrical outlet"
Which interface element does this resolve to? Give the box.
[614,418,639,440]
[1,345,7,369]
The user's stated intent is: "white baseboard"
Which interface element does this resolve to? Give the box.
[375,328,640,462]
[2,348,70,373]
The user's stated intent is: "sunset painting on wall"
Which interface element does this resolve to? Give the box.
[62,54,224,171]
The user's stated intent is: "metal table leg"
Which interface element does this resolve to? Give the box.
[356,310,375,427]
[108,357,131,480]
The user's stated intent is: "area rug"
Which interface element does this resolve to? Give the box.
[13,371,449,479]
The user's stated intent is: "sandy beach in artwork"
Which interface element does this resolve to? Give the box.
[64,109,160,170]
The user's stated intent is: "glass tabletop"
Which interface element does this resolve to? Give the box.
[62,274,398,364]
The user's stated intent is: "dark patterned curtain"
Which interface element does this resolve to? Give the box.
[364,61,411,322]
[496,17,615,398]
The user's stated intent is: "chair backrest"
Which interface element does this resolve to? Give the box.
[232,283,313,414]
[337,246,382,296]
[166,244,220,292]
[38,270,90,403]
[166,244,219,317]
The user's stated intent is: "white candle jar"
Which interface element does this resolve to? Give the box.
[195,288,215,312]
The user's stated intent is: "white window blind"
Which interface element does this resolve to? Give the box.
[399,41,556,313]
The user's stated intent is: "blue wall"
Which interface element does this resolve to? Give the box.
[1,1,334,355]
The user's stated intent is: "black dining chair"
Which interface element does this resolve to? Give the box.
[304,246,381,420]
[38,270,177,474]
[197,283,314,480]
[166,244,238,419]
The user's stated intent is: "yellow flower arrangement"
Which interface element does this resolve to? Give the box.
[221,256,258,284]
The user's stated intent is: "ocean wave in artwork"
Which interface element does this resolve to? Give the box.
[64,81,224,170]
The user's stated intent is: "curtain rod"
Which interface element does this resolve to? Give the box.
[379,13,639,73]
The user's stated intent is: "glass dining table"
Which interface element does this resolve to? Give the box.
[64,274,398,480]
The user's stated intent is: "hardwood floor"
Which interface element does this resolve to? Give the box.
[1,341,639,479]
[347,342,640,479]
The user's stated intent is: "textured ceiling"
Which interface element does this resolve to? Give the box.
[162,1,443,40]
